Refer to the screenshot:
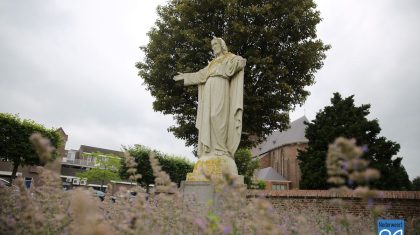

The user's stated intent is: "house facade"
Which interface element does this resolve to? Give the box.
[0,128,134,193]
[252,116,308,189]
[60,144,126,191]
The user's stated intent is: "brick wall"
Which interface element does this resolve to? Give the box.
[259,154,270,168]
[247,190,420,220]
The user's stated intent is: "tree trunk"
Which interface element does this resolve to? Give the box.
[11,160,20,184]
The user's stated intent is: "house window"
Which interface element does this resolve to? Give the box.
[272,184,286,190]
[67,151,76,161]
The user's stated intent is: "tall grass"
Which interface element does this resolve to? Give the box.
[0,135,401,234]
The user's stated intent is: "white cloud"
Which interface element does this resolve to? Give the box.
[291,0,420,179]
[0,0,194,160]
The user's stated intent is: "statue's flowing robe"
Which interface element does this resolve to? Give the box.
[181,53,245,158]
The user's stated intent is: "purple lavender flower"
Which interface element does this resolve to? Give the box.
[379,191,385,199]
[362,145,368,153]
[367,198,374,208]
[223,226,232,234]
[341,161,349,171]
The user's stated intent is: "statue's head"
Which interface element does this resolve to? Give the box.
[211,37,228,56]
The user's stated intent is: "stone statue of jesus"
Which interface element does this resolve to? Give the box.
[174,37,246,180]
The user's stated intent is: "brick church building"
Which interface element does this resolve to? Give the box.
[252,116,308,189]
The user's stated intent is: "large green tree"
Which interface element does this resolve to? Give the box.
[298,93,411,190]
[137,0,329,151]
[120,145,193,190]
[0,113,62,180]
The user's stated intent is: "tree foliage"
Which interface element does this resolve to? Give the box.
[234,148,259,187]
[77,152,121,190]
[298,93,411,190]
[0,113,62,180]
[137,0,329,151]
[412,176,420,191]
[120,145,194,188]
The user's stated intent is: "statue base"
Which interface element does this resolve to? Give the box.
[180,180,245,215]
[186,154,243,183]
[181,181,216,209]
[182,154,245,214]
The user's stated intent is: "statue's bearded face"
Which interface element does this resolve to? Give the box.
[211,40,222,56]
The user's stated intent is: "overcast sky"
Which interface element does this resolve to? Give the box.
[0,0,419,179]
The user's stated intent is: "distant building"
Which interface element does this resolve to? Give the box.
[252,116,308,189]
[255,167,291,190]
[60,144,126,191]
[0,128,134,193]
[61,145,124,176]
[0,128,68,187]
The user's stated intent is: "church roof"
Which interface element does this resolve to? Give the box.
[252,116,309,156]
[256,167,290,181]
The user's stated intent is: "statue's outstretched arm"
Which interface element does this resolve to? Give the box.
[173,72,185,81]
[173,67,208,86]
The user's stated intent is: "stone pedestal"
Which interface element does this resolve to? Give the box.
[181,181,216,207]
[180,179,245,214]
[182,154,245,214]
[186,154,241,181]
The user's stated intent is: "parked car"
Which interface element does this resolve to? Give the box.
[108,191,146,203]
[92,189,105,201]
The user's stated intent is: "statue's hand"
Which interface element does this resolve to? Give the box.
[173,72,184,81]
